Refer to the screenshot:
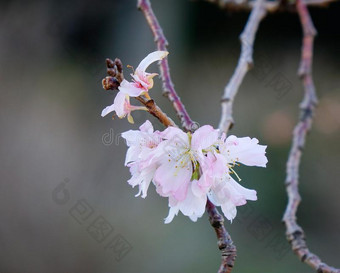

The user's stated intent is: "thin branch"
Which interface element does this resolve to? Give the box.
[136,97,176,127]
[206,200,237,273]
[218,0,267,134]
[282,1,340,272]
[137,0,196,132]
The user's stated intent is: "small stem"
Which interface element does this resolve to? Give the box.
[282,1,340,272]
[136,97,176,128]
[137,0,196,132]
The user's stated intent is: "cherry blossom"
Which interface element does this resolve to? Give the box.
[101,91,146,123]
[121,120,162,198]
[120,120,267,223]
[128,50,169,96]
[101,51,168,123]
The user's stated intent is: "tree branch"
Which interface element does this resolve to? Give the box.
[136,97,176,127]
[137,0,196,132]
[206,200,237,273]
[218,0,267,134]
[282,1,340,272]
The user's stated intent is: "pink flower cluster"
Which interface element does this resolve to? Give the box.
[122,120,268,223]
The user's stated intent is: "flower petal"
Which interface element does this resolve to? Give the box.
[119,79,144,97]
[177,183,207,221]
[224,135,268,167]
[154,158,192,201]
[191,125,219,151]
[139,120,154,133]
[164,206,179,224]
[101,104,115,117]
[113,91,128,118]
[221,201,237,221]
[136,51,169,73]
[160,126,187,143]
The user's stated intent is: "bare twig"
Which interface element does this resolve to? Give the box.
[206,200,237,273]
[218,0,267,134]
[137,0,196,132]
[282,1,340,272]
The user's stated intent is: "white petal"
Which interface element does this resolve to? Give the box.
[119,79,144,97]
[164,206,179,224]
[125,146,140,165]
[177,183,207,221]
[121,130,141,146]
[191,125,219,151]
[160,126,188,143]
[139,120,154,133]
[224,135,268,167]
[136,51,169,73]
[153,158,192,201]
[113,91,128,118]
[221,201,237,221]
[228,178,257,203]
[101,104,115,117]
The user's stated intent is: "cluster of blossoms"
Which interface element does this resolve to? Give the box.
[121,120,267,223]
[101,51,169,123]
[101,51,267,223]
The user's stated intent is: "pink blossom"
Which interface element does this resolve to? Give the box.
[208,175,257,221]
[164,179,207,224]
[220,135,268,167]
[122,51,169,97]
[119,121,267,223]
[121,120,162,198]
[205,135,267,221]
[101,91,145,124]
[101,51,168,123]
[153,125,219,202]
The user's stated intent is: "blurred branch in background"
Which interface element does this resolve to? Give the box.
[202,0,336,12]
[218,0,267,135]
[283,0,340,272]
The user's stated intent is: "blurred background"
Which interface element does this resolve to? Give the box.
[0,0,339,272]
